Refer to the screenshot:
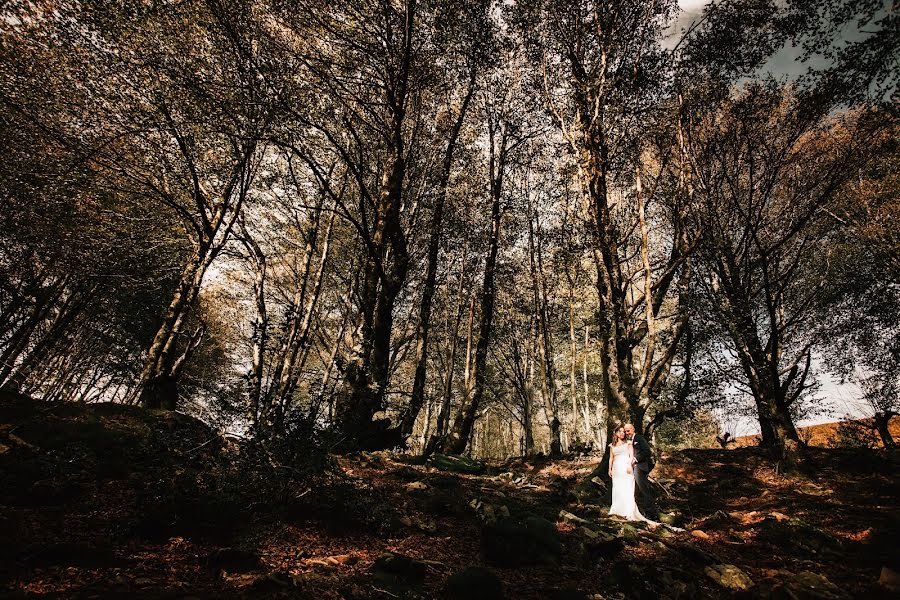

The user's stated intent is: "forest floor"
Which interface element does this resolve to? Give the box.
[1,394,898,599]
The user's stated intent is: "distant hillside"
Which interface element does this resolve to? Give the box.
[732,416,900,448]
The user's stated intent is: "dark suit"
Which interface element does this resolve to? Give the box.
[631,434,659,520]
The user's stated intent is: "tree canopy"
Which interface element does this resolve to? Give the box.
[1,0,896,459]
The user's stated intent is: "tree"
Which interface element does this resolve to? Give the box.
[397,3,489,443]
[686,82,887,460]
[817,115,899,449]
[128,1,274,410]
[492,316,538,456]
[4,0,278,410]
[269,0,438,449]
[1,0,896,465]
[441,58,536,454]
[229,167,337,434]
[512,0,697,442]
[526,179,563,456]
[0,7,193,403]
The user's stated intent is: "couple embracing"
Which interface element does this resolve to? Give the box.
[607,423,660,523]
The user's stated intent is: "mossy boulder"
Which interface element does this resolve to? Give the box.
[482,514,562,566]
[705,564,754,591]
[428,453,486,475]
[610,562,699,600]
[445,566,504,600]
[772,571,852,600]
[371,551,428,586]
[758,515,843,556]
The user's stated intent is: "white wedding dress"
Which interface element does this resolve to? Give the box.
[609,442,649,522]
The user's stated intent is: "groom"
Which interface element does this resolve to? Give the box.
[624,423,660,521]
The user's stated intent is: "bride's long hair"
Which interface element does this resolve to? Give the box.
[612,424,626,445]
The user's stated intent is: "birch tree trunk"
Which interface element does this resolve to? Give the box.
[269,211,335,430]
[140,138,259,411]
[523,342,535,456]
[528,206,562,457]
[569,290,580,439]
[238,223,268,430]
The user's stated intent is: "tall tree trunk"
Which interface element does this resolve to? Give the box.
[238,224,268,430]
[423,248,468,456]
[463,293,475,398]
[577,124,635,442]
[419,393,433,449]
[717,277,803,455]
[522,398,535,456]
[584,325,598,444]
[759,372,802,449]
[528,207,561,457]
[340,150,411,448]
[272,211,335,429]
[400,74,476,442]
[141,167,252,412]
[563,78,693,447]
[569,289,580,439]
[336,0,417,450]
[263,200,323,423]
[874,412,896,448]
[523,342,535,456]
[139,134,258,411]
[293,216,336,379]
[139,250,207,410]
[442,118,506,454]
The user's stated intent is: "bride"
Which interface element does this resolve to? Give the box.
[607,424,651,522]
